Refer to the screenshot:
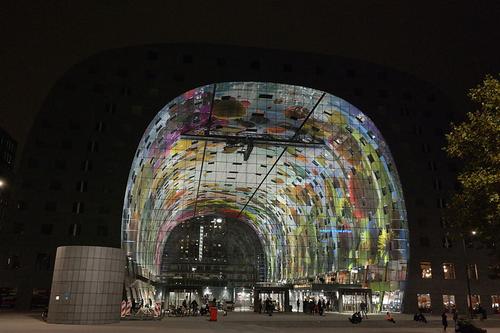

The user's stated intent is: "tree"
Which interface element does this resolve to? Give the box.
[444,74,500,250]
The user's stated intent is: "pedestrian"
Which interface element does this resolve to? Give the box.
[296,299,300,312]
[360,300,368,319]
[452,308,458,327]
[326,299,330,311]
[385,311,396,324]
[442,310,448,332]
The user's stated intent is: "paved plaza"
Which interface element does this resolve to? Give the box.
[1,312,499,333]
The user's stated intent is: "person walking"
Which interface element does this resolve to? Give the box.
[442,310,448,332]
[360,300,368,319]
[296,299,300,313]
[452,308,458,328]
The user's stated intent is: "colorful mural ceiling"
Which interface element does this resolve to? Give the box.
[122,82,409,288]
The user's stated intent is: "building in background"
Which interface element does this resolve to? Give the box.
[0,44,497,313]
[0,127,16,228]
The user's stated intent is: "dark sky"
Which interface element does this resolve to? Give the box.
[1,1,499,150]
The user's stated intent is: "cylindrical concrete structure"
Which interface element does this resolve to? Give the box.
[48,246,125,324]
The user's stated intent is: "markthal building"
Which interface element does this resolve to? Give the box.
[122,82,409,312]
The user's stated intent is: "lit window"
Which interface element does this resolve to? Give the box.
[492,295,499,313]
[417,293,432,313]
[443,263,456,279]
[468,295,481,310]
[442,294,455,310]
[420,262,432,278]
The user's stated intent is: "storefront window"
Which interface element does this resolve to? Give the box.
[417,293,432,313]
[443,263,456,279]
[492,295,499,313]
[442,294,455,311]
[420,261,432,278]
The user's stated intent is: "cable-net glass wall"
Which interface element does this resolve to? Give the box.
[122,82,408,291]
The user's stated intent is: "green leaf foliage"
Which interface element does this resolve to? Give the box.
[444,74,500,250]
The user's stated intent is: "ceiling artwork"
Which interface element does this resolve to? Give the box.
[122,82,409,288]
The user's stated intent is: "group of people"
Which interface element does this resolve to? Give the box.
[255,298,276,316]
[297,298,330,315]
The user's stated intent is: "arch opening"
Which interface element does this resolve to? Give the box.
[122,82,409,310]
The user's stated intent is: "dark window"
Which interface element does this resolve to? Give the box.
[437,198,446,208]
[97,225,108,237]
[81,160,92,172]
[54,159,66,170]
[44,202,57,212]
[72,202,84,214]
[442,235,452,248]
[35,253,51,271]
[105,103,117,114]
[68,223,81,237]
[433,179,442,190]
[76,180,87,193]
[147,50,158,61]
[216,58,227,67]
[17,201,26,210]
[28,158,39,169]
[182,54,193,64]
[250,61,260,70]
[6,255,21,269]
[95,121,106,133]
[61,140,72,150]
[488,265,500,279]
[428,161,437,171]
[40,224,53,235]
[87,141,98,153]
[49,180,61,191]
[419,237,430,247]
[422,143,431,153]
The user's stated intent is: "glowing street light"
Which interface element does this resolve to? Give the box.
[471,230,477,236]
[0,180,4,188]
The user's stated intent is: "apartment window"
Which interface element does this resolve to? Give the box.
[104,103,116,114]
[433,178,442,191]
[437,198,447,208]
[6,255,21,269]
[97,225,108,237]
[468,295,481,310]
[420,262,432,278]
[44,202,57,212]
[492,295,499,313]
[419,236,430,247]
[95,121,106,133]
[468,264,479,280]
[76,180,88,193]
[417,293,432,313]
[72,202,84,214]
[61,140,72,150]
[81,160,92,172]
[34,253,50,271]
[440,217,448,228]
[17,201,26,210]
[422,143,431,153]
[428,161,438,171]
[87,141,98,152]
[488,264,500,279]
[49,180,62,191]
[54,159,66,170]
[442,295,456,311]
[442,235,452,248]
[68,223,81,237]
[443,263,456,279]
[40,224,53,235]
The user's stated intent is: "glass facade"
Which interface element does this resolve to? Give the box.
[122,82,409,297]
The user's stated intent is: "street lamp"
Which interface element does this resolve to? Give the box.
[0,179,5,188]
[462,230,477,319]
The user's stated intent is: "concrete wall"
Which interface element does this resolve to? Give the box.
[48,246,124,324]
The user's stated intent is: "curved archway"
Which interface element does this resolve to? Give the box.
[122,82,408,291]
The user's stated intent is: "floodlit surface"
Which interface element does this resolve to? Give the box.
[122,82,409,291]
[2,312,500,333]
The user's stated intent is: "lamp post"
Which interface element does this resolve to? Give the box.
[461,231,476,319]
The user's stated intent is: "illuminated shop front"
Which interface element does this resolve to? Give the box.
[121,82,409,312]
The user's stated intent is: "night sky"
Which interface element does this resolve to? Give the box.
[1,1,499,152]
